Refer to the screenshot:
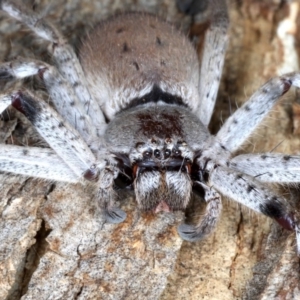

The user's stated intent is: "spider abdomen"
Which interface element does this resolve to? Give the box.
[80,12,200,120]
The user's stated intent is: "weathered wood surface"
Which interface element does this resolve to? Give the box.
[0,0,300,299]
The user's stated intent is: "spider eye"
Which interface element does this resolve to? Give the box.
[154,149,161,158]
[173,149,181,156]
[164,149,171,158]
[143,150,152,158]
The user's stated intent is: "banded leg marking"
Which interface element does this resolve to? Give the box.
[0,58,97,142]
[0,0,107,135]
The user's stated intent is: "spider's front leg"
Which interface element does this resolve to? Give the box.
[198,73,300,168]
[208,165,300,252]
[178,183,222,241]
[195,72,300,193]
[193,70,300,251]
[217,72,300,152]
[95,166,127,224]
[0,90,125,223]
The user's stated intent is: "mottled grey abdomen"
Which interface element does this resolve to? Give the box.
[80,13,200,120]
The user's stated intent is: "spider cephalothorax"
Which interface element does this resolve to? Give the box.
[105,103,208,214]
[1,0,300,255]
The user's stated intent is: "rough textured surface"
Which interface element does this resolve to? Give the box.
[0,0,300,299]
[163,1,300,299]
[0,2,185,299]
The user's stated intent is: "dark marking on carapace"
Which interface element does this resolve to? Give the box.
[177,0,208,16]
[62,57,71,63]
[11,91,41,124]
[137,110,183,138]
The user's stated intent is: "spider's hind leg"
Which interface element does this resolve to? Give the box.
[1,90,126,224]
[197,0,229,127]
[0,58,96,143]
[0,0,106,135]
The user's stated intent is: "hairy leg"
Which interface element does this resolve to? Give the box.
[1,90,124,223]
[197,0,229,127]
[178,183,222,241]
[0,58,97,143]
[217,161,300,255]
[0,145,78,182]
[217,73,300,152]
[0,0,106,135]
[210,166,298,236]
[5,90,97,178]
[229,153,300,183]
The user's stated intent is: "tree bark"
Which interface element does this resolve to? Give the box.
[0,0,300,299]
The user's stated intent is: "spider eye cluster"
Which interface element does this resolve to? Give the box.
[131,139,195,177]
[112,139,195,190]
[143,148,182,159]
